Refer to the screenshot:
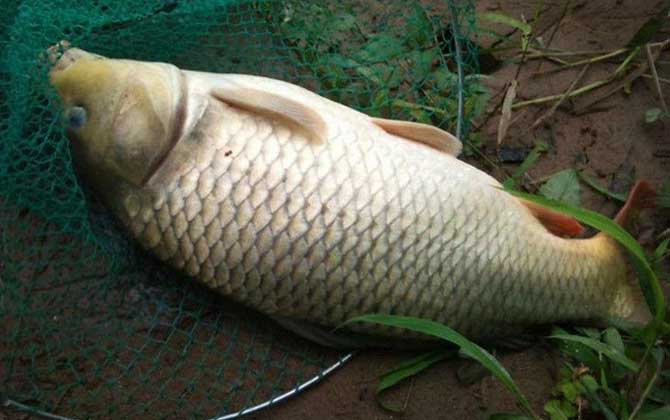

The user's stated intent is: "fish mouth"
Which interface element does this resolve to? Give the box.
[48,42,105,77]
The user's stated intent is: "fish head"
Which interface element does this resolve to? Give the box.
[49,47,183,187]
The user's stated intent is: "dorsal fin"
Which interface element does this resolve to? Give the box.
[521,200,585,237]
[211,87,327,143]
[371,117,462,156]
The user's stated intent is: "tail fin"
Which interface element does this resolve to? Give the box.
[602,181,655,328]
[613,180,656,227]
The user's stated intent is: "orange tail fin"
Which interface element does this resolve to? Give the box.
[613,180,656,226]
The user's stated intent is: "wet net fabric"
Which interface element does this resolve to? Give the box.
[0,1,481,418]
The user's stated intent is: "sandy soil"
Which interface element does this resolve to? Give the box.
[2,0,669,419]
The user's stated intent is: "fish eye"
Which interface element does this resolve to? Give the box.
[66,106,87,129]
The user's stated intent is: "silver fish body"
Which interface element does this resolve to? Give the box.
[49,49,649,345]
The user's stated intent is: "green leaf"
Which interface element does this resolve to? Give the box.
[376,349,453,412]
[343,314,539,419]
[580,374,599,392]
[356,34,406,63]
[324,54,359,68]
[645,108,663,123]
[539,169,582,207]
[549,333,639,371]
[406,4,433,47]
[409,108,432,124]
[544,399,569,420]
[652,238,669,273]
[464,89,491,120]
[560,399,578,418]
[330,13,356,32]
[638,406,670,420]
[584,390,618,420]
[433,68,457,91]
[629,348,665,420]
[655,238,669,260]
[560,341,601,370]
[355,65,384,85]
[576,369,618,420]
[603,328,625,353]
[479,12,532,35]
[575,327,601,340]
[503,188,665,324]
[627,4,670,47]
[558,381,581,403]
[408,49,438,83]
[578,172,626,203]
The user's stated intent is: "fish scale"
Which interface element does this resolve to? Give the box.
[146,97,550,337]
[49,49,651,346]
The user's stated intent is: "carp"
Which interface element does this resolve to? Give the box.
[49,46,652,348]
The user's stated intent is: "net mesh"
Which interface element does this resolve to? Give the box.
[0,1,482,418]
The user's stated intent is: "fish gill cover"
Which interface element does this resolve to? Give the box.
[0,1,481,418]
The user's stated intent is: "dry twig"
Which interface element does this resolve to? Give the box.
[574,40,669,113]
[532,63,590,128]
[642,73,670,85]
[514,40,670,112]
[497,80,518,146]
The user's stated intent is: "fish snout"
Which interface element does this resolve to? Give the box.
[48,43,105,76]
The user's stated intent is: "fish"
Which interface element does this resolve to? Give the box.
[48,46,653,348]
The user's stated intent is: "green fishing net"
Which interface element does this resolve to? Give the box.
[0,1,482,418]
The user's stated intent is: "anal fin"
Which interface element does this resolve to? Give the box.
[521,200,585,237]
[271,315,365,349]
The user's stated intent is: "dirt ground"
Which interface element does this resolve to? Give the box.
[2,0,669,419]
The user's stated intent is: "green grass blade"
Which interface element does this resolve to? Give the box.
[654,239,669,262]
[344,314,540,420]
[376,349,454,412]
[549,333,639,371]
[629,348,664,420]
[652,238,669,274]
[503,187,665,323]
[378,350,454,392]
[578,172,627,202]
[581,384,619,420]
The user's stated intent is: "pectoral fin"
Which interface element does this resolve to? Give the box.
[211,87,327,143]
[371,117,462,156]
[521,200,585,237]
